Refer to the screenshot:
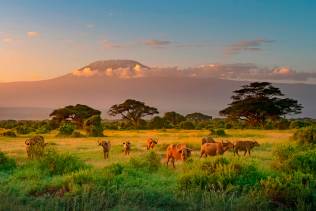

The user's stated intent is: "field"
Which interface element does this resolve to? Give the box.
[0,129,315,210]
[0,129,292,168]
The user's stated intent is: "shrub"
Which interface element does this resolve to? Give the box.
[178,158,266,192]
[0,152,16,171]
[179,121,195,130]
[58,122,75,136]
[1,130,17,137]
[84,115,104,137]
[36,124,51,134]
[129,151,161,172]
[0,120,18,129]
[292,127,316,145]
[290,120,310,129]
[148,116,170,129]
[273,144,298,162]
[16,125,33,134]
[38,150,89,176]
[209,129,227,137]
[259,173,315,209]
[286,150,316,175]
[274,119,290,130]
[225,123,233,129]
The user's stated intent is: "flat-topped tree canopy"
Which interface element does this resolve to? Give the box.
[108,99,158,128]
[220,82,302,126]
[50,104,101,128]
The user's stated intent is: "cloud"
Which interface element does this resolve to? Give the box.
[104,68,114,77]
[144,39,171,47]
[141,64,316,84]
[71,60,316,84]
[273,66,291,75]
[72,67,97,77]
[27,31,39,38]
[225,39,274,55]
[133,64,146,78]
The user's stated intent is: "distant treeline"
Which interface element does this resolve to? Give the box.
[0,116,315,134]
[0,82,311,136]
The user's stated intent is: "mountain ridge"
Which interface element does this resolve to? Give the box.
[1,59,316,119]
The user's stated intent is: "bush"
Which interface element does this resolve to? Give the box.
[1,130,17,137]
[0,120,18,129]
[286,150,316,175]
[292,127,316,145]
[290,120,310,129]
[273,144,298,162]
[148,116,170,129]
[38,150,89,176]
[209,129,227,137]
[129,151,161,172]
[58,122,75,136]
[84,115,104,137]
[36,124,51,134]
[16,125,33,134]
[0,152,16,171]
[178,158,266,192]
[259,173,315,209]
[179,121,195,130]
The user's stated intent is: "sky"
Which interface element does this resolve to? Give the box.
[0,0,316,82]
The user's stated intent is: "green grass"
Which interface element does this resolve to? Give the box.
[0,129,315,210]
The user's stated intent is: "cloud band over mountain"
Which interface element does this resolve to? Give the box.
[72,61,316,84]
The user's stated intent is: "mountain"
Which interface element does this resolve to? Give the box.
[0,60,315,120]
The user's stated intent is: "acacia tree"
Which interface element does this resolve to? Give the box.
[185,112,212,121]
[163,111,185,126]
[108,99,159,128]
[219,82,302,127]
[50,104,101,128]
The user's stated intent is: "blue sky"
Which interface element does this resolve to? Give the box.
[0,0,316,81]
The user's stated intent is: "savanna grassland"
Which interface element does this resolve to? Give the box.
[0,129,315,210]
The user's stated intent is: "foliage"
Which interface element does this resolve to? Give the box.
[209,128,227,137]
[163,111,185,126]
[129,151,161,172]
[259,173,315,209]
[1,129,316,210]
[0,151,16,172]
[285,150,316,175]
[108,99,159,128]
[0,120,18,129]
[178,157,267,192]
[1,130,17,137]
[37,149,89,176]
[185,112,212,121]
[220,82,302,127]
[148,116,170,129]
[290,120,312,129]
[16,125,33,134]
[50,104,101,128]
[84,115,104,137]
[273,144,298,162]
[58,122,75,136]
[292,127,316,145]
[179,120,195,129]
[36,124,51,134]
